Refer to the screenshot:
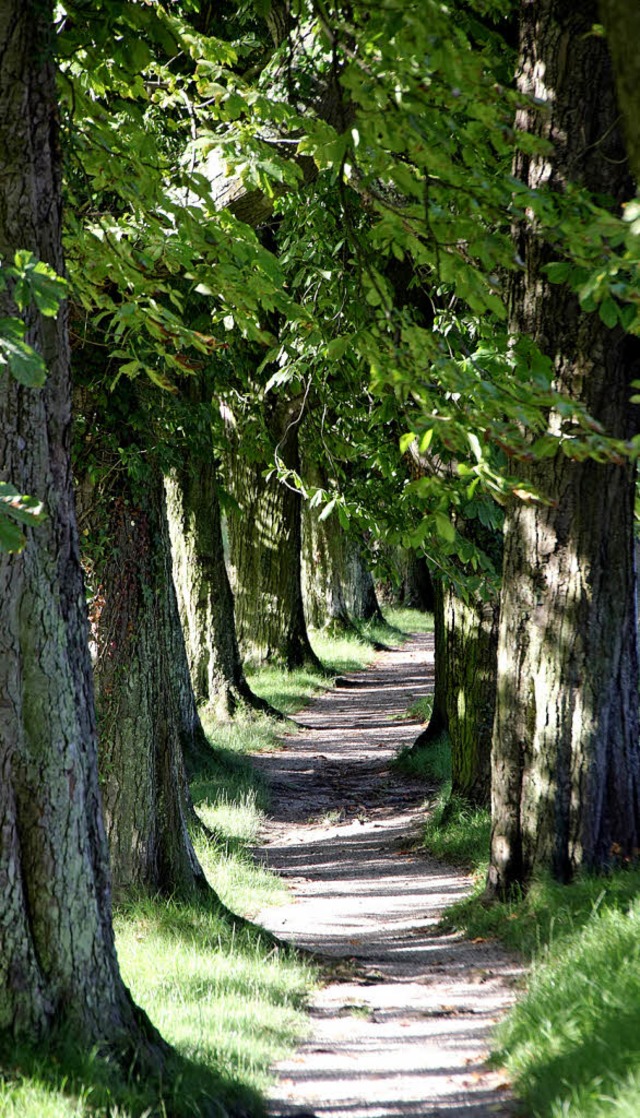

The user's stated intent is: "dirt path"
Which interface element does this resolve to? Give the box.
[252,633,522,1118]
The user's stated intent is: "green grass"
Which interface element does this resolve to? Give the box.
[411,726,640,1118]
[435,800,640,1118]
[404,694,434,724]
[380,605,434,635]
[394,731,491,869]
[0,606,433,1117]
[245,606,432,715]
[491,876,640,1118]
[394,727,449,783]
[423,788,491,868]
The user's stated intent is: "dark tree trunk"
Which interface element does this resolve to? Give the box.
[599,1,640,181]
[402,553,435,612]
[410,579,448,750]
[487,0,640,897]
[165,460,276,719]
[344,536,385,625]
[410,576,498,809]
[82,461,209,901]
[444,588,498,807]
[225,404,324,671]
[0,0,162,1057]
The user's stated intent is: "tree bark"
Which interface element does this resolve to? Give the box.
[599,1,640,182]
[410,578,448,750]
[401,553,435,612]
[0,0,162,1056]
[165,459,277,719]
[81,460,209,902]
[343,537,385,625]
[444,588,498,807]
[301,463,355,635]
[225,404,324,671]
[487,0,640,897]
[410,578,497,810]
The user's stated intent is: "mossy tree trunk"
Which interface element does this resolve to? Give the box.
[0,0,163,1058]
[301,462,355,635]
[487,0,640,897]
[344,536,385,625]
[225,403,324,671]
[165,458,276,719]
[79,455,208,902]
[599,0,640,181]
[444,588,498,807]
[410,576,498,809]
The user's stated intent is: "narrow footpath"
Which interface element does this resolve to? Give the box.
[252,633,522,1118]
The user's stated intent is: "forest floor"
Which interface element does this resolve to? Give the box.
[251,632,524,1118]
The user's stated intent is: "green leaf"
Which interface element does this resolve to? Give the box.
[11,251,66,316]
[0,331,46,387]
[545,261,571,284]
[434,511,455,542]
[0,513,26,553]
[0,483,46,553]
[318,497,337,521]
[29,262,68,317]
[325,335,352,360]
[0,484,45,527]
[419,428,434,453]
[598,297,619,328]
[399,431,417,453]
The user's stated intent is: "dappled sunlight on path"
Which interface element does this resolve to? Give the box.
[253,634,521,1118]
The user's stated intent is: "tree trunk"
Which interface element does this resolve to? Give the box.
[410,579,448,750]
[402,553,435,612]
[301,463,355,635]
[599,1,640,181]
[165,460,277,718]
[487,0,640,897]
[444,588,498,807]
[0,0,162,1056]
[83,461,209,901]
[409,575,498,808]
[344,537,385,625]
[225,404,324,671]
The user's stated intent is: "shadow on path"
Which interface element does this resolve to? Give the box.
[252,634,522,1118]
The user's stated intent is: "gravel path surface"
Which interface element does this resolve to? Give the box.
[252,633,523,1118]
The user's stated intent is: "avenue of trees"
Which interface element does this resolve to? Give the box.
[3,0,640,1087]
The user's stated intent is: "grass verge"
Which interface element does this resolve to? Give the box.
[425,747,640,1117]
[0,607,432,1116]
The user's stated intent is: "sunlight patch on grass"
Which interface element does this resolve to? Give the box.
[423,787,490,869]
[493,886,640,1118]
[441,836,640,1118]
[248,665,332,715]
[115,894,314,1099]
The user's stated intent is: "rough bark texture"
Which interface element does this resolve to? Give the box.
[444,589,498,808]
[488,0,640,896]
[344,536,385,625]
[301,463,354,635]
[165,461,275,719]
[0,0,160,1052]
[599,0,640,182]
[409,571,497,809]
[225,406,324,670]
[83,463,208,901]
